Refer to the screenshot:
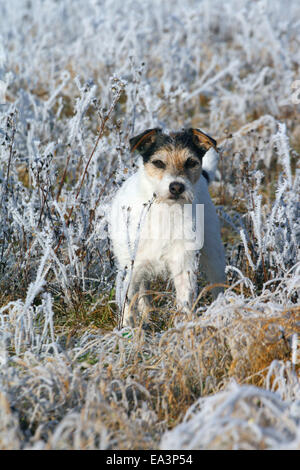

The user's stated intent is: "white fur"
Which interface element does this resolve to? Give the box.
[109,147,226,327]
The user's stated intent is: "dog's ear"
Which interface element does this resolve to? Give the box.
[130,128,162,156]
[189,128,217,151]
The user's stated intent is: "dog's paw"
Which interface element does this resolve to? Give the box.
[177,301,192,315]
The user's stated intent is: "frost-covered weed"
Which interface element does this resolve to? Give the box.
[0,0,299,450]
[160,380,300,450]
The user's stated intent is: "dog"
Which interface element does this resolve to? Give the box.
[109,127,226,328]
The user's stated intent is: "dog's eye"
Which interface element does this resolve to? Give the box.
[185,158,199,169]
[152,160,166,169]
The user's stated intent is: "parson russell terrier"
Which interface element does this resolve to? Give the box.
[109,128,226,327]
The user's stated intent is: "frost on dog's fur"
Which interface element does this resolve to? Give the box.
[0,0,299,450]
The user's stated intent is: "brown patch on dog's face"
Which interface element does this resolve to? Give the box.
[131,128,217,190]
[144,146,202,184]
[130,127,216,162]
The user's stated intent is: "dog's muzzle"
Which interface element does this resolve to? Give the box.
[169,182,185,199]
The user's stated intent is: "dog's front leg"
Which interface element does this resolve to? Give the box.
[138,279,152,316]
[169,256,197,313]
[118,265,150,327]
[174,270,196,313]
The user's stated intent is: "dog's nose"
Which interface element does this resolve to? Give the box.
[169,182,185,196]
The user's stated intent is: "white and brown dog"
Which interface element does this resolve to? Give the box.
[109,128,226,327]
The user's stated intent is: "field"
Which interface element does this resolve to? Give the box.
[0,0,299,450]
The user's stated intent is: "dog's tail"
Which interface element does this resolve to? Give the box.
[202,147,220,184]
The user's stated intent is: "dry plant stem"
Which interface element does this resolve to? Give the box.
[86,168,116,237]
[54,93,122,255]
[38,185,51,227]
[5,124,16,192]
[56,152,71,202]
[191,283,229,312]
[119,260,135,330]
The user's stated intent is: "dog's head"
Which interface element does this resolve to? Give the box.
[130,128,217,203]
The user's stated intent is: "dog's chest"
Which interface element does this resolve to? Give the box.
[109,170,199,270]
[122,201,192,265]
